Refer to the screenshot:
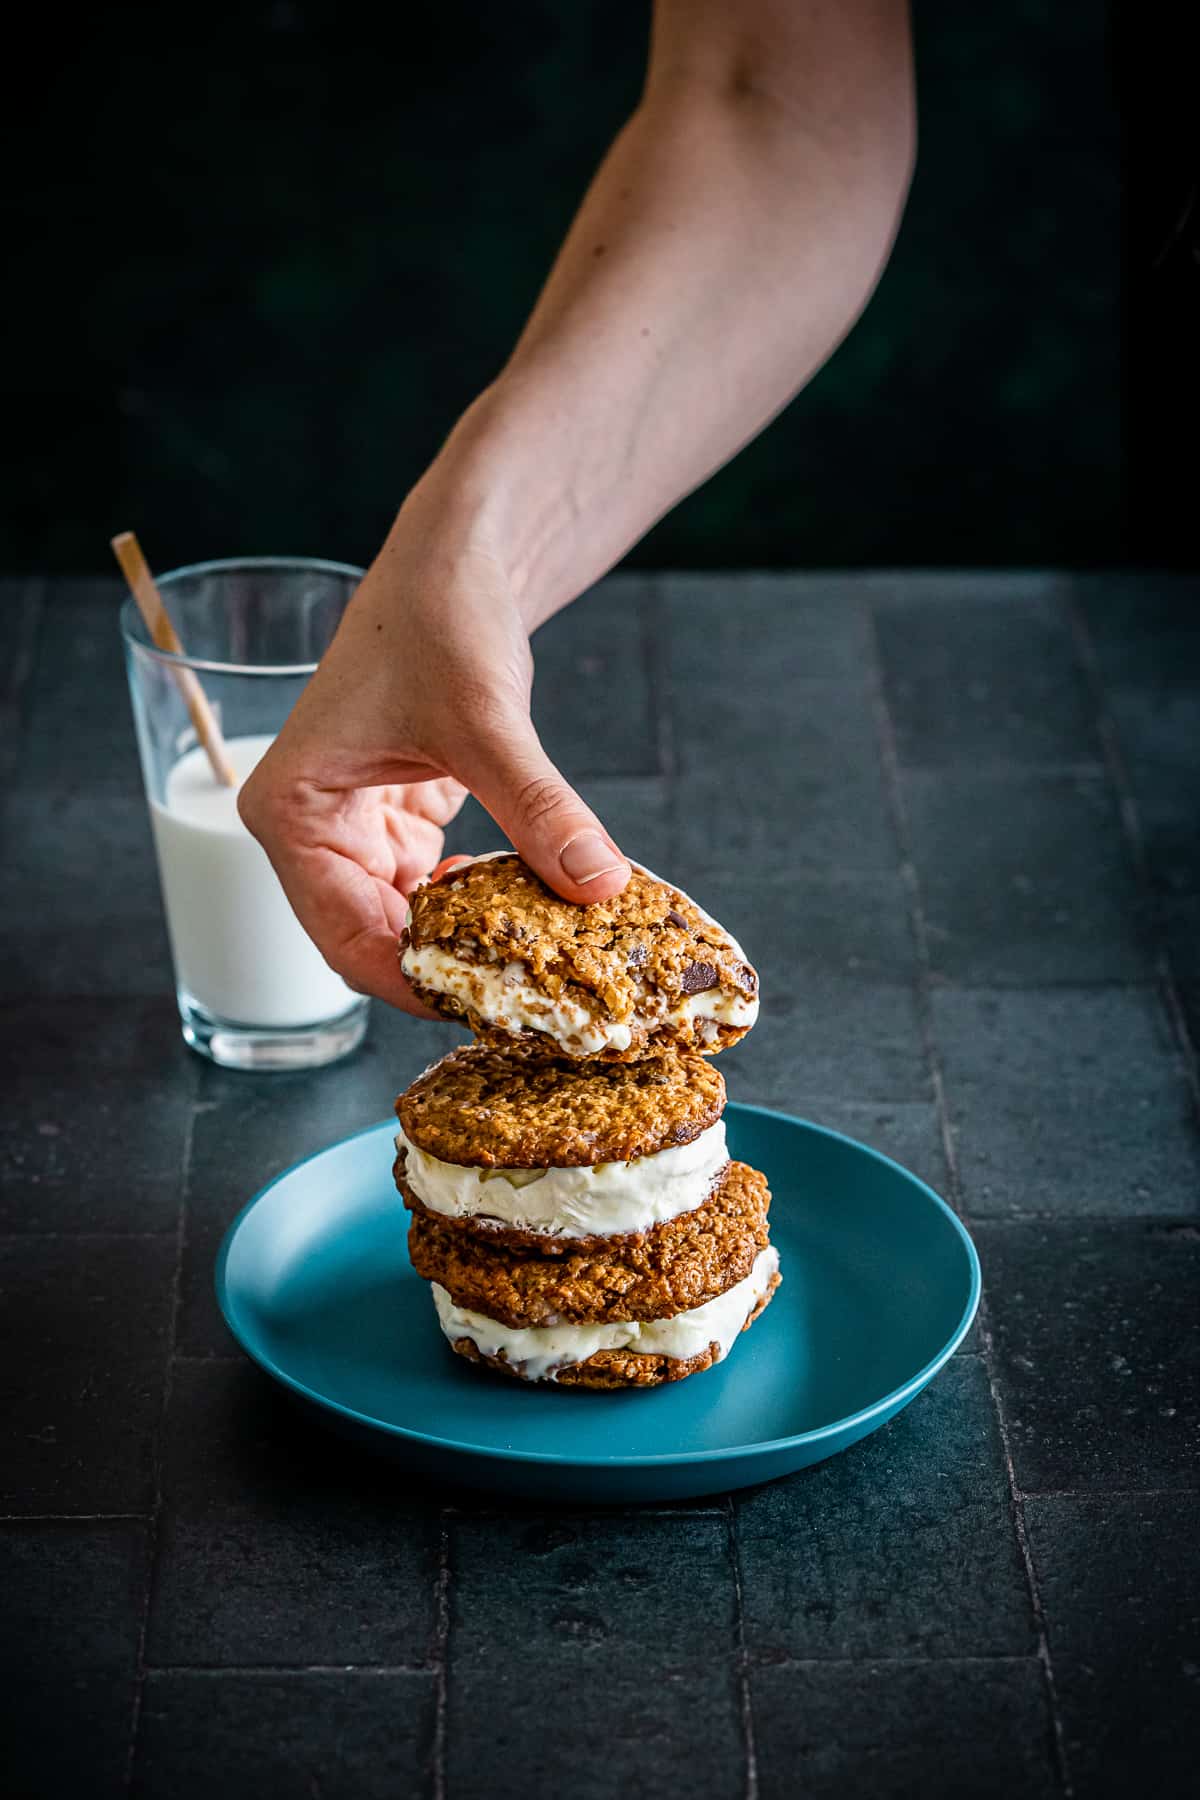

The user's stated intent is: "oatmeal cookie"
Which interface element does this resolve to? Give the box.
[407,1159,771,1328]
[395,1042,725,1168]
[399,853,758,1060]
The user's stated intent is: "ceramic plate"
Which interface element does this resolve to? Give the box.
[216,1103,980,1501]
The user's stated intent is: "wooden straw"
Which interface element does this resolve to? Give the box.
[111,531,238,787]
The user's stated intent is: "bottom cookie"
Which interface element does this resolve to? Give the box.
[433,1246,780,1389]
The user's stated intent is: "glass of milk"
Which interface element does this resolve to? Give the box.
[122,557,369,1070]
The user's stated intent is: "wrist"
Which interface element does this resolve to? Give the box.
[404,381,586,632]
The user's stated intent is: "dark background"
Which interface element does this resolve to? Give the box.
[7,0,1196,573]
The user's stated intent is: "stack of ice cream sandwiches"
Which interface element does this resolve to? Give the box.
[393,854,779,1389]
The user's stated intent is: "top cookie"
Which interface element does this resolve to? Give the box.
[399,854,759,1060]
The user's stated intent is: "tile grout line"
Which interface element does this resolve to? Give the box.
[743,1651,1054,1670]
[145,1663,436,1677]
[1064,594,1200,1124]
[643,572,677,783]
[648,575,684,879]
[6,1483,1190,1528]
[1017,1488,1200,1501]
[920,1213,1200,1227]
[0,1512,149,1524]
[880,759,1109,780]
[0,574,44,776]
[725,1494,760,1800]
[124,1098,195,1793]
[438,1504,727,1519]
[861,596,1076,1800]
[0,1231,181,1243]
[430,1511,451,1800]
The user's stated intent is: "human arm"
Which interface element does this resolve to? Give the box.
[238,0,916,1009]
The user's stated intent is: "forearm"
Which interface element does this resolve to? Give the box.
[403,0,915,628]
[243,5,916,989]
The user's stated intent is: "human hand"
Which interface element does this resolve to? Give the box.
[237,499,630,1011]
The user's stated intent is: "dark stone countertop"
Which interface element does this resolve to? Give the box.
[2,572,1197,1799]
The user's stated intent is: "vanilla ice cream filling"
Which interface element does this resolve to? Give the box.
[432,1244,779,1383]
[397,1120,729,1239]
[400,942,758,1056]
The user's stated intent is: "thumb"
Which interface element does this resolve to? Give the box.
[458,710,631,904]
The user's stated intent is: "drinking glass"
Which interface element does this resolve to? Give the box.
[122,556,368,1069]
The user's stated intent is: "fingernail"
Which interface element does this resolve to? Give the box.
[560,831,628,885]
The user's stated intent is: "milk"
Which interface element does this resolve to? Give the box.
[150,735,355,1028]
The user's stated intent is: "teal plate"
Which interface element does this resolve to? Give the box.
[216,1103,980,1502]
